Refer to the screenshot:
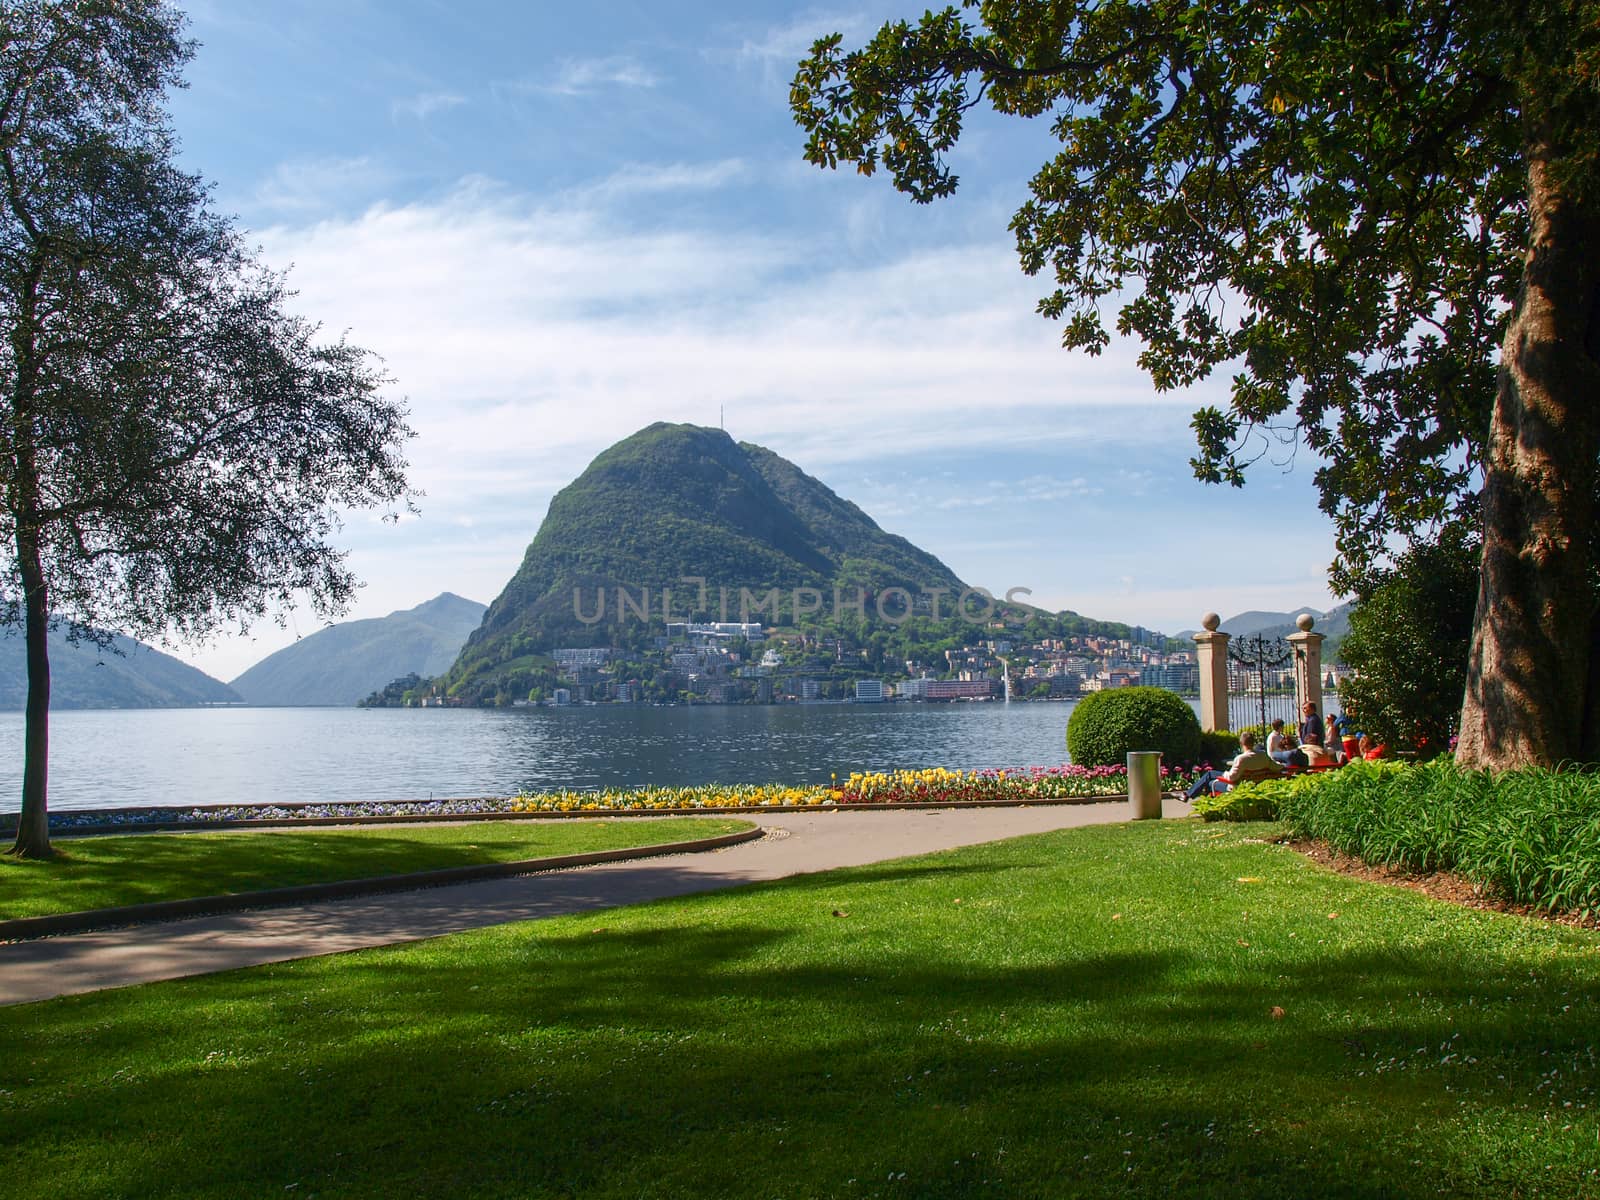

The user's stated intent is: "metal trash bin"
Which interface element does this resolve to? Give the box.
[1127,751,1163,820]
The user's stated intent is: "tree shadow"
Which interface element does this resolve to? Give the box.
[0,820,745,920]
[4,882,1596,1198]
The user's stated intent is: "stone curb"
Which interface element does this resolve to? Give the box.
[0,825,765,942]
[17,792,1180,838]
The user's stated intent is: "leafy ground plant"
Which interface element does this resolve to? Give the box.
[1281,760,1600,918]
[3,821,1596,1198]
[0,818,749,921]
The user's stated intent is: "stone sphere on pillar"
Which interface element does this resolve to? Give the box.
[1201,612,1221,632]
[1295,612,1315,632]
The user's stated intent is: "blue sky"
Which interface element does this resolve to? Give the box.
[163,1,1341,680]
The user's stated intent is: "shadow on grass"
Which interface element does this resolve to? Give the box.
[5,875,1596,1199]
[0,820,742,919]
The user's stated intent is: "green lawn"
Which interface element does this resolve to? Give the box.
[0,818,752,921]
[4,820,1597,1199]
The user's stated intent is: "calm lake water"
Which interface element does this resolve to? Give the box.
[0,702,1091,814]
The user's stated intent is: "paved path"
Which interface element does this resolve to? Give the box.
[0,798,1191,1007]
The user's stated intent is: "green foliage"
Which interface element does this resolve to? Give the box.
[1190,778,1285,822]
[1281,759,1600,917]
[1,1,412,642]
[1067,686,1202,767]
[790,2,1578,573]
[1198,730,1241,768]
[1338,532,1479,754]
[1237,723,1274,749]
[357,674,425,708]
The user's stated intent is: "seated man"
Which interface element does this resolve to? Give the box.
[1185,731,1282,799]
[1300,727,1339,767]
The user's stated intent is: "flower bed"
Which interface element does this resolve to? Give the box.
[14,763,1207,831]
[508,764,1207,813]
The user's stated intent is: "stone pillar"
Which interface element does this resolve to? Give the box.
[1286,612,1326,718]
[1192,612,1231,733]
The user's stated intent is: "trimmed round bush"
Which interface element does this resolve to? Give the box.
[1067,686,1203,768]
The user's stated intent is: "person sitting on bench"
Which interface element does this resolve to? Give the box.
[1185,730,1282,799]
[1300,726,1339,767]
[1266,718,1308,768]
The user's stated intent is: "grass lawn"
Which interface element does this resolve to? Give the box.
[3,819,1597,1198]
[0,818,752,920]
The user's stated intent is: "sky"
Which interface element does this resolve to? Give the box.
[158,0,1341,681]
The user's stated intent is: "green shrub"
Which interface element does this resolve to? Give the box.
[1190,782,1279,822]
[1278,759,1600,917]
[1336,529,1477,756]
[1191,772,1316,822]
[1199,730,1240,767]
[1237,722,1273,749]
[1067,686,1202,767]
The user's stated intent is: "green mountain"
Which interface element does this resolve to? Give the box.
[230,593,486,706]
[0,629,241,709]
[445,423,973,701]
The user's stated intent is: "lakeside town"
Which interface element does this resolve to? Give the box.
[375,619,1350,708]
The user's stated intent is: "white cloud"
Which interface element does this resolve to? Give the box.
[709,11,874,95]
[723,11,870,67]
[574,159,749,204]
[1016,475,1102,502]
[251,156,398,214]
[392,90,466,121]
[517,56,660,97]
[248,181,1205,514]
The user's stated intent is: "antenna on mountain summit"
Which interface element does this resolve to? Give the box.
[720,405,724,431]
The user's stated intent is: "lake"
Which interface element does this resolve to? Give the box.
[0,701,1088,814]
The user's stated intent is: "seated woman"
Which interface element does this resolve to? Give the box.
[1265,718,1306,768]
[1300,727,1338,767]
[1184,731,1282,799]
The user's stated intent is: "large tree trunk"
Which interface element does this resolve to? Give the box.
[1457,132,1600,769]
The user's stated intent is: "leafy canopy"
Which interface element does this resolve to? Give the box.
[2,0,412,855]
[0,0,413,644]
[792,0,1598,576]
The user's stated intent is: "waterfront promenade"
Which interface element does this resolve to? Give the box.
[1,798,1191,1005]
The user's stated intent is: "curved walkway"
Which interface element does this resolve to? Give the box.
[0,797,1191,1007]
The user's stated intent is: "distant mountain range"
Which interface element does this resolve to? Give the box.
[0,629,241,710]
[229,593,486,706]
[1177,605,1353,655]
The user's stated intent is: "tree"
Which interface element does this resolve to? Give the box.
[791,1,1600,769]
[1337,530,1480,756]
[2,2,412,857]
